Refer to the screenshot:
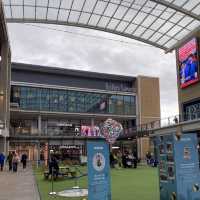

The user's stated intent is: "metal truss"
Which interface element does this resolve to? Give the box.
[2,0,200,52]
[150,0,200,21]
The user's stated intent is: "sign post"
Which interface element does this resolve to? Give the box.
[87,141,111,200]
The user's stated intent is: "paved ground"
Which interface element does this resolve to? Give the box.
[0,164,40,200]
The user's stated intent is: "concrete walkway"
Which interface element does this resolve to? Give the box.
[0,164,40,200]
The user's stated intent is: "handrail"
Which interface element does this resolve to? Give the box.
[136,111,200,133]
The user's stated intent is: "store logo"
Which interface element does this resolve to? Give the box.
[105,82,132,92]
[92,152,105,172]
[57,123,73,127]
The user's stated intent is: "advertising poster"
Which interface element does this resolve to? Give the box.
[81,126,101,137]
[178,38,199,88]
[87,141,111,200]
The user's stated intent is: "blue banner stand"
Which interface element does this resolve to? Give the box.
[155,133,200,200]
[87,141,111,200]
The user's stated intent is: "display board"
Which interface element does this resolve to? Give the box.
[178,38,200,88]
[87,141,111,200]
[155,133,200,200]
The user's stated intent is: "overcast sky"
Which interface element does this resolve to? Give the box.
[7,23,179,119]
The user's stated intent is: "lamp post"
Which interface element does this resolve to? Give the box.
[0,91,5,130]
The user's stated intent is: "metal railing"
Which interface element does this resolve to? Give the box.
[136,111,200,133]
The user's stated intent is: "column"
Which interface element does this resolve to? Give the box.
[137,138,142,160]
[37,142,40,168]
[137,137,150,161]
[38,115,42,135]
[3,136,7,155]
[45,120,48,135]
[0,137,3,152]
[0,42,10,134]
[44,142,48,167]
[91,118,95,136]
[91,118,94,127]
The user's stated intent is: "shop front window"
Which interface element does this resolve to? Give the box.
[10,119,38,136]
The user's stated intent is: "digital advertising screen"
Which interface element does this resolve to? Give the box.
[178,38,199,88]
[81,125,101,137]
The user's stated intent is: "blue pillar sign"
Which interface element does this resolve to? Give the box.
[87,141,111,200]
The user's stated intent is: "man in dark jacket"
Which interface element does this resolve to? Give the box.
[133,151,138,169]
[7,152,13,171]
[21,153,28,169]
[49,155,59,179]
[0,152,5,171]
[110,153,115,168]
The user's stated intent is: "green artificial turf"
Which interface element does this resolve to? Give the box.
[34,166,159,200]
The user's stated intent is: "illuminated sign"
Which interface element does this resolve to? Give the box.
[178,38,199,88]
[81,126,101,137]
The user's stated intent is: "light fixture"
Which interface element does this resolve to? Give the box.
[112,146,120,149]
[0,91,4,96]
[0,91,4,101]
[0,120,5,129]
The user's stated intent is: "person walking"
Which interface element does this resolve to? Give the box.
[122,151,128,168]
[49,155,59,179]
[110,153,115,168]
[7,152,13,171]
[21,153,28,169]
[116,150,122,168]
[133,151,138,169]
[12,152,19,172]
[0,152,5,171]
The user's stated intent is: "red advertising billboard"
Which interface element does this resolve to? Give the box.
[178,38,199,88]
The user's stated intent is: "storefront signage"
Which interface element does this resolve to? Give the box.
[59,145,80,149]
[57,123,73,127]
[87,141,111,200]
[105,82,132,92]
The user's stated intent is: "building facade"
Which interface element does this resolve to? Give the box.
[0,2,11,153]
[9,63,160,161]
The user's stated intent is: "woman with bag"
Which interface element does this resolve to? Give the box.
[12,152,19,172]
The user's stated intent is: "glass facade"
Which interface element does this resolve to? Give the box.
[10,118,136,137]
[11,86,136,115]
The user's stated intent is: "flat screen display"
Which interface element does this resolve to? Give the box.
[178,38,199,88]
[81,126,101,137]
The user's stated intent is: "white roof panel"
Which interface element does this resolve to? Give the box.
[2,0,200,52]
